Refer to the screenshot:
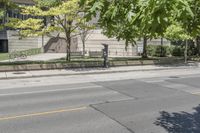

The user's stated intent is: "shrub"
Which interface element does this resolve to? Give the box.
[147,45,171,57]
[171,46,184,56]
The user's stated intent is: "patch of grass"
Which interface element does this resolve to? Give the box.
[0,53,9,61]
[23,48,41,56]
[0,48,41,61]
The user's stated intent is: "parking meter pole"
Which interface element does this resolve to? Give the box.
[102,44,109,68]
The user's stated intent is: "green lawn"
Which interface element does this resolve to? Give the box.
[0,53,9,61]
[0,48,41,61]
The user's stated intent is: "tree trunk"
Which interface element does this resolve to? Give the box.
[41,34,44,53]
[66,35,71,61]
[83,40,86,57]
[196,36,200,56]
[81,30,87,57]
[184,40,188,63]
[160,38,163,57]
[65,20,72,62]
[142,36,148,58]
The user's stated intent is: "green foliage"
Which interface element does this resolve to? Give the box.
[0,0,17,29]
[6,0,91,61]
[6,18,44,37]
[81,0,139,46]
[147,45,171,57]
[0,48,41,61]
[81,0,193,39]
[135,0,178,38]
[177,0,200,38]
[147,44,197,57]
[80,0,198,58]
[164,24,192,41]
[7,0,90,38]
[0,9,4,18]
[171,46,184,56]
[34,0,62,8]
[0,53,9,61]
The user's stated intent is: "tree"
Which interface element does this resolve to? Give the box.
[165,0,200,61]
[0,0,16,29]
[186,0,200,56]
[128,0,193,58]
[78,12,95,57]
[7,0,90,61]
[34,0,62,8]
[81,0,191,58]
[165,24,192,63]
[82,0,139,46]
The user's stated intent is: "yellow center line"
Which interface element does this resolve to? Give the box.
[0,106,87,121]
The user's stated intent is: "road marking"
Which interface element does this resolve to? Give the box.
[0,106,87,121]
[0,85,102,97]
[191,92,200,95]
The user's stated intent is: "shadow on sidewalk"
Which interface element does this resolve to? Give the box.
[155,104,200,133]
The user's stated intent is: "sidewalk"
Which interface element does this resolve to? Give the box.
[0,63,199,80]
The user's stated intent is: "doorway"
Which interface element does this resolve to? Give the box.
[0,40,8,53]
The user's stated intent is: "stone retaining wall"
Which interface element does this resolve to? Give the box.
[0,58,184,72]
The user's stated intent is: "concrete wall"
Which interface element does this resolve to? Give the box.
[77,30,137,57]
[77,30,170,57]
[7,30,49,52]
[6,29,171,55]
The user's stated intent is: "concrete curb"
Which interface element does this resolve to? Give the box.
[1,64,199,80]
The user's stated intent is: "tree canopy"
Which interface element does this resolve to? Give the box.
[0,0,16,29]
[7,0,91,61]
[80,0,200,57]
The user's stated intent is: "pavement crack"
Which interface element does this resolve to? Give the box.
[90,105,135,133]
[90,98,135,107]
[93,82,138,100]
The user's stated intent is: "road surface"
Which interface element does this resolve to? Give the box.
[1,68,200,133]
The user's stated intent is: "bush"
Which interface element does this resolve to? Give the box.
[171,46,184,56]
[171,45,197,57]
[170,40,198,56]
[147,45,171,57]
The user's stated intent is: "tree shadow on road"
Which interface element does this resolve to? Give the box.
[154,105,200,133]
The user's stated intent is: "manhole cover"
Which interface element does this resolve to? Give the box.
[169,76,180,79]
[13,72,26,75]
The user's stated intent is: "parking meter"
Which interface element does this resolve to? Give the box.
[102,43,109,68]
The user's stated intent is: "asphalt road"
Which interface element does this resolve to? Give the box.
[1,73,200,133]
